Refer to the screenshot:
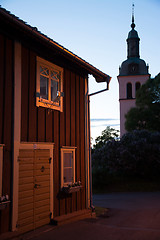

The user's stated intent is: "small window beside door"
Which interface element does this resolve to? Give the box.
[61,147,76,188]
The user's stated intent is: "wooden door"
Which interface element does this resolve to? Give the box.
[18,149,50,233]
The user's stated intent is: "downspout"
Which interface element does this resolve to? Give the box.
[88,79,110,211]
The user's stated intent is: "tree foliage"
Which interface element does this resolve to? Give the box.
[93,126,119,150]
[92,130,160,188]
[125,73,160,132]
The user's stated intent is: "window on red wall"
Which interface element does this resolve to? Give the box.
[36,57,64,112]
[61,147,76,188]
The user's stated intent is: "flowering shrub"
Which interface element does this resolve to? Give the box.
[62,181,82,194]
[92,130,160,188]
[67,181,81,188]
[0,195,9,203]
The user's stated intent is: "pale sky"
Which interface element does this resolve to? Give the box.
[1,0,160,140]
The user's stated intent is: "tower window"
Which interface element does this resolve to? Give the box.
[135,82,141,92]
[127,83,132,99]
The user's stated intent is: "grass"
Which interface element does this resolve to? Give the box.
[94,206,109,217]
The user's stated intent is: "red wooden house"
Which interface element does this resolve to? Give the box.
[0,7,111,236]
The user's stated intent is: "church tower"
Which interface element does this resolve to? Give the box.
[117,5,150,137]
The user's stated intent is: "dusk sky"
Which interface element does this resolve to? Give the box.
[1,0,160,140]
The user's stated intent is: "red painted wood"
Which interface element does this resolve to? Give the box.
[79,76,86,210]
[37,107,45,142]
[65,69,71,147]
[1,37,13,233]
[28,51,37,142]
[70,72,76,212]
[52,111,54,142]
[59,70,66,216]
[45,109,53,142]
[0,34,4,144]
[53,110,60,217]
[21,46,29,141]
[65,69,72,214]
[75,75,81,211]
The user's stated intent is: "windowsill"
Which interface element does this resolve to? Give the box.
[36,97,62,111]
[61,185,82,194]
[0,201,10,210]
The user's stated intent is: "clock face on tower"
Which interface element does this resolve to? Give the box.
[129,63,138,74]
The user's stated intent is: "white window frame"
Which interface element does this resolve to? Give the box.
[36,57,63,112]
[61,147,76,188]
[0,145,4,196]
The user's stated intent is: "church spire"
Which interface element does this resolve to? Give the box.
[127,3,140,59]
[131,3,135,29]
[118,4,149,76]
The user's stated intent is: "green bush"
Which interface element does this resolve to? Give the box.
[92,130,160,191]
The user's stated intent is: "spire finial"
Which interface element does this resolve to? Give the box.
[131,3,135,29]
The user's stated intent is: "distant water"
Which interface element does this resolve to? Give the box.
[91,118,120,144]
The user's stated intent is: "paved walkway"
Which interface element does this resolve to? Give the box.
[12,192,160,240]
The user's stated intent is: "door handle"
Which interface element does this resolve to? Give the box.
[41,166,45,172]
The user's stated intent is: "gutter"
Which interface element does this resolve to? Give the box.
[88,77,111,210]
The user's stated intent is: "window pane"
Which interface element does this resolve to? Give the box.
[40,75,48,99]
[51,70,60,81]
[64,168,72,183]
[40,66,49,76]
[51,80,59,102]
[63,153,72,168]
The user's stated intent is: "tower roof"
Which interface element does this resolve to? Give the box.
[128,29,139,39]
[118,4,149,76]
[128,4,139,39]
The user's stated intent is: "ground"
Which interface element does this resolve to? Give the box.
[3,192,160,240]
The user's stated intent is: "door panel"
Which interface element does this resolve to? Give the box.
[18,149,50,233]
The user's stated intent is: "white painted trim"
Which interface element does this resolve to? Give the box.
[0,145,4,197]
[12,41,21,231]
[60,147,76,188]
[61,146,77,149]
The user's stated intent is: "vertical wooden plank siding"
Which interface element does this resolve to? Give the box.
[21,46,29,141]
[70,72,76,212]
[0,34,5,234]
[65,69,71,147]
[28,51,37,142]
[0,37,14,233]
[59,70,66,216]
[79,76,86,210]
[0,34,4,144]
[75,75,81,211]
[0,36,4,233]
[20,48,88,217]
[37,107,45,142]
[53,111,60,217]
[65,69,72,214]
[45,109,52,142]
